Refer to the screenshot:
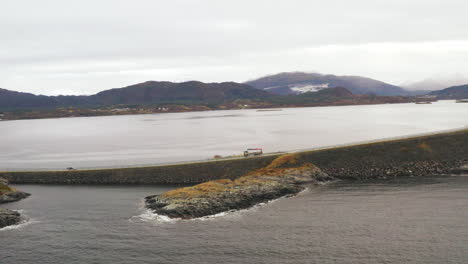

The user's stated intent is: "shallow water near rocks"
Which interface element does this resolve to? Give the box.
[1,176,467,264]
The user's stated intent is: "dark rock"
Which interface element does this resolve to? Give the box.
[0,177,8,185]
[322,159,467,180]
[0,208,21,228]
[452,162,468,174]
[0,190,31,203]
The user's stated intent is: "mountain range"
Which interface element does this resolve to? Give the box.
[0,81,272,110]
[245,72,408,96]
[428,84,468,99]
[1,72,467,111]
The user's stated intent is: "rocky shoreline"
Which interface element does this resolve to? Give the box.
[452,163,468,174]
[145,154,335,219]
[0,178,30,228]
[324,160,468,180]
[0,189,30,204]
[0,208,22,228]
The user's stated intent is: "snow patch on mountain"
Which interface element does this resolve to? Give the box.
[289,83,329,94]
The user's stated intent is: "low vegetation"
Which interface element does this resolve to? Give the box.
[161,154,305,200]
[0,183,14,194]
[418,142,433,153]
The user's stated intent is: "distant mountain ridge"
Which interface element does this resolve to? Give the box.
[429,84,468,99]
[1,84,417,120]
[245,72,409,96]
[3,76,464,112]
[0,81,272,110]
[0,88,60,109]
[91,81,272,105]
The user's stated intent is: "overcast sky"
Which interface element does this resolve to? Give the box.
[1,0,468,95]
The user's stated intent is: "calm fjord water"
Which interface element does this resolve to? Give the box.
[0,100,466,170]
[1,176,467,264]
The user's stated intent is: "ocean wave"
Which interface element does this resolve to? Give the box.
[130,209,180,224]
[129,199,180,224]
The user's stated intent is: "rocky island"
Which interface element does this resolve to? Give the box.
[145,154,335,219]
[0,178,30,228]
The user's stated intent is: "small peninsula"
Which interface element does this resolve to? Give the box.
[145,154,335,219]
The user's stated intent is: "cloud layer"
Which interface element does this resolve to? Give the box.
[1,0,468,95]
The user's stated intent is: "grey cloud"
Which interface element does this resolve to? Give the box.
[1,0,468,94]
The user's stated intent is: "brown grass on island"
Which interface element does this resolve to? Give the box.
[161,154,312,200]
[0,183,15,194]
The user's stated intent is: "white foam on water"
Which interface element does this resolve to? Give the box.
[0,219,39,231]
[130,199,181,224]
[130,208,180,224]
[0,209,39,231]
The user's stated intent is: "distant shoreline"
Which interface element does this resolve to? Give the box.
[0,99,414,122]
